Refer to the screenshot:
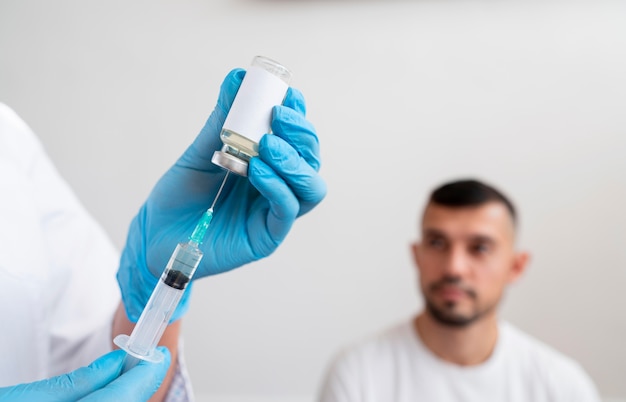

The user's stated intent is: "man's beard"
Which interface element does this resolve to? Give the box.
[423,276,493,327]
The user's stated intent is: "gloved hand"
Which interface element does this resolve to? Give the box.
[118,68,327,322]
[0,347,170,402]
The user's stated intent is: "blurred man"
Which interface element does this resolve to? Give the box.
[319,179,599,402]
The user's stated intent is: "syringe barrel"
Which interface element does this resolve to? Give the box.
[123,242,203,359]
[127,277,184,357]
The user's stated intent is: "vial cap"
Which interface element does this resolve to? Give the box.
[211,149,249,176]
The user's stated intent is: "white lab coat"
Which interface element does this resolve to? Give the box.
[0,103,120,385]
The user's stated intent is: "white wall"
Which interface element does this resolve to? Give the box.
[1,0,625,400]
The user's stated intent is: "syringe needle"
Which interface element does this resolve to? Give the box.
[188,171,230,245]
[209,171,230,211]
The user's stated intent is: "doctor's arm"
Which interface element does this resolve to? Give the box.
[0,103,176,402]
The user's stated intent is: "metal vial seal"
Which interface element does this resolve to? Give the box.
[211,56,292,176]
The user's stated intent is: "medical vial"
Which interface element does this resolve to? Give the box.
[211,56,292,176]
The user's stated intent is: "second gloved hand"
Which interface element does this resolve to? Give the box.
[0,348,170,402]
[117,68,327,322]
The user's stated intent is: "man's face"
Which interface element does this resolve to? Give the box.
[412,201,527,327]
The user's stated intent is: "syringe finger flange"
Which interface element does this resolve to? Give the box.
[114,334,165,363]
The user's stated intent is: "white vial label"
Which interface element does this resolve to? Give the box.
[222,66,289,144]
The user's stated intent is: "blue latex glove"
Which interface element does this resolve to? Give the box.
[0,347,170,402]
[118,68,326,322]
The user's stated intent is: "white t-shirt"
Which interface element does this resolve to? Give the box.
[319,319,600,402]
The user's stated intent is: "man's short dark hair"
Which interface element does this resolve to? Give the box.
[428,179,517,224]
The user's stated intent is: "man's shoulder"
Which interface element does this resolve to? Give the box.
[329,320,416,370]
[500,321,578,365]
[353,320,414,349]
[499,322,598,392]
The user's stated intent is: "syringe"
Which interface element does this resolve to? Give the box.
[114,171,230,372]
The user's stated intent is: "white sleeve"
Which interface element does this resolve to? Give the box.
[0,103,121,376]
[0,104,196,399]
[549,360,602,402]
[318,349,363,402]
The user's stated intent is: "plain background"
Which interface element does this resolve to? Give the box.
[1,1,625,401]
